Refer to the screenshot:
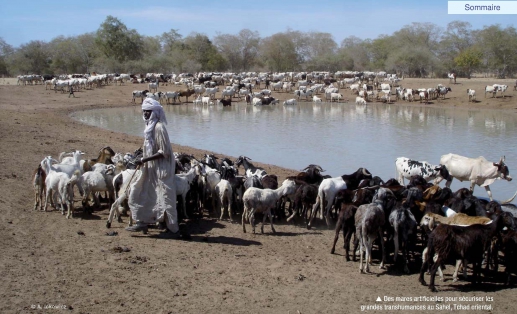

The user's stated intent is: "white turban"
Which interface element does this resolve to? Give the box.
[142,98,167,156]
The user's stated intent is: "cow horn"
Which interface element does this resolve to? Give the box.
[501,189,517,204]
[362,168,370,176]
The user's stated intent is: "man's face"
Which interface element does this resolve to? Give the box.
[143,110,152,120]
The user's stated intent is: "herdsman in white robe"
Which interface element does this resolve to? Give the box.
[125,98,179,234]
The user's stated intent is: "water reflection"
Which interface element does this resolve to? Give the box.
[72,102,517,201]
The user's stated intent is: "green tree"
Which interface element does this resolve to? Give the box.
[184,32,226,71]
[9,40,51,74]
[75,33,99,73]
[95,16,144,63]
[214,32,242,71]
[0,37,14,76]
[454,47,482,78]
[438,21,474,73]
[476,25,517,78]
[160,29,182,53]
[260,32,300,72]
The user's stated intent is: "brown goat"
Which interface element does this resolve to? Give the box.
[32,164,47,211]
[178,88,195,103]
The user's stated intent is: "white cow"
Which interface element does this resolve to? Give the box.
[438,154,512,201]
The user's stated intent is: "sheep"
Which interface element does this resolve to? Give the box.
[467,89,476,102]
[355,188,396,273]
[32,164,47,211]
[215,179,233,221]
[355,96,366,105]
[419,211,515,292]
[313,96,322,102]
[308,167,373,228]
[242,179,298,233]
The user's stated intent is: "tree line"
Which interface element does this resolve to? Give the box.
[0,16,516,78]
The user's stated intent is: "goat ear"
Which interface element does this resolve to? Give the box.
[428,217,435,230]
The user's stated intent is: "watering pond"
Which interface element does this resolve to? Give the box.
[71,101,517,203]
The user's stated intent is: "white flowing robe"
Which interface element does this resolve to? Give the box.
[128,122,178,232]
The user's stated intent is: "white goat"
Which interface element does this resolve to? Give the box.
[313,96,322,103]
[148,81,159,93]
[215,179,233,221]
[202,96,213,106]
[283,98,297,106]
[330,93,344,102]
[355,96,367,105]
[71,166,115,211]
[467,89,476,102]
[252,97,263,106]
[175,167,198,219]
[242,179,297,233]
[42,157,75,216]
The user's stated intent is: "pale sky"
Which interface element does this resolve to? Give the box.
[1,0,515,47]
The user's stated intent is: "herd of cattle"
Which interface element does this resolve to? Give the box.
[32,140,517,291]
[16,71,517,108]
[17,70,517,291]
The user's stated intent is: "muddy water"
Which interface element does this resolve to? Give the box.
[71,102,517,202]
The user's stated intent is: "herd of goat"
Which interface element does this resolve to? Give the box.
[32,146,517,292]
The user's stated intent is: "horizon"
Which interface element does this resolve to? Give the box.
[1,0,516,48]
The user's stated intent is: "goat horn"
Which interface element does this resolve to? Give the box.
[501,188,517,204]
[354,185,380,191]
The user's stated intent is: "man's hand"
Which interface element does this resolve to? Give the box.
[134,158,144,166]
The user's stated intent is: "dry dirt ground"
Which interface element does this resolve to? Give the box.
[1,76,517,314]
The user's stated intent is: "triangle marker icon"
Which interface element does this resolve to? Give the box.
[376,296,382,302]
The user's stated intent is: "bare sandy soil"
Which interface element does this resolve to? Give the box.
[1,76,517,314]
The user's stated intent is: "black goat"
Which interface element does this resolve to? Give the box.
[419,211,515,292]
